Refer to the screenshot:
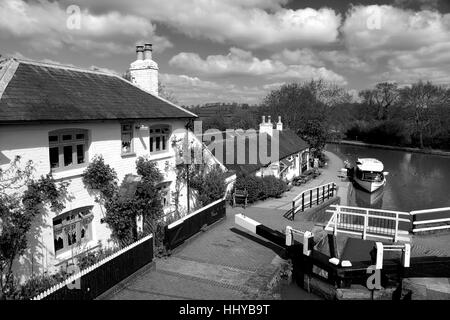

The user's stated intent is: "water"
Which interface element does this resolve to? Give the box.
[326,144,450,212]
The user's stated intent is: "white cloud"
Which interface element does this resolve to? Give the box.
[271,48,371,72]
[342,5,450,53]
[169,48,347,85]
[339,4,450,86]
[62,0,341,50]
[271,49,324,67]
[169,48,285,76]
[270,65,348,85]
[0,0,172,55]
[160,73,273,105]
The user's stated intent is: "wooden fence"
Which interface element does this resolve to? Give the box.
[164,197,226,250]
[31,234,154,300]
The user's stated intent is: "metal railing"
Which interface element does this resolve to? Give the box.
[411,207,450,233]
[291,182,337,220]
[325,205,410,242]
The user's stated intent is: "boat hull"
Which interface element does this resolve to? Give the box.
[354,176,386,193]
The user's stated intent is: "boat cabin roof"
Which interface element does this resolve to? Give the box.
[356,158,384,172]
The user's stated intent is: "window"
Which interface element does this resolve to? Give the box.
[53,206,94,255]
[49,129,88,171]
[150,125,170,153]
[121,124,134,155]
[156,181,171,208]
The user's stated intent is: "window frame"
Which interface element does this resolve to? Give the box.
[121,123,135,157]
[156,181,172,208]
[149,125,171,155]
[48,129,89,172]
[53,206,94,256]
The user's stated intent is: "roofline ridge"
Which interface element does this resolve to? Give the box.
[16,58,119,77]
[114,75,198,118]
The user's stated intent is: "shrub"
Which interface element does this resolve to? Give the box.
[14,269,69,300]
[235,174,264,203]
[262,176,287,198]
[190,165,227,206]
[77,245,118,271]
[235,174,287,203]
[136,156,163,183]
[82,155,118,200]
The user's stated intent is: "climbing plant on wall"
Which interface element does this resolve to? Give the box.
[82,155,164,248]
[0,156,69,299]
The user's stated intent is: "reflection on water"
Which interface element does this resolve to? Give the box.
[353,185,384,209]
[326,144,450,212]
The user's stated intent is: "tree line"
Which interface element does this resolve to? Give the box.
[193,80,450,152]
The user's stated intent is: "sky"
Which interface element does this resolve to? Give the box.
[1,0,450,106]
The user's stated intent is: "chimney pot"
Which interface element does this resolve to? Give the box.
[262,115,265,123]
[136,45,144,61]
[268,115,272,123]
[278,116,282,123]
[144,43,153,60]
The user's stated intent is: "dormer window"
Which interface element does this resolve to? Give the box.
[49,129,89,171]
[150,125,170,153]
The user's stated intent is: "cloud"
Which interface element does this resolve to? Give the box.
[272,48,371,72]
[0,0,172,55]
[271,49,324,67]
[394,0,440,11]
[169,48,285,76]
[169,48,347,85]
[160,73,270,106]
[340,4,450,86]
[342,5,450,53]
[61,0,341,50]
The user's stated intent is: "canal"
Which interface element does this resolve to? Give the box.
[326,143,450,212]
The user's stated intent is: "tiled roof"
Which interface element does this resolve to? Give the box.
[204,129,308,175]
[0,58,197,123]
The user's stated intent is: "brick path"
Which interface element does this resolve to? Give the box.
[103,209,318,300]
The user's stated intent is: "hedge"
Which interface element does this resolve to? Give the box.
[235,174,287,203]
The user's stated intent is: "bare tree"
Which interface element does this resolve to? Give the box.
[158,82,178,105]
[359,82,400,120]
[306,79,352,108]
[400,81,450,148]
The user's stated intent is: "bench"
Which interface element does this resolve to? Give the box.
[233,189,248,209]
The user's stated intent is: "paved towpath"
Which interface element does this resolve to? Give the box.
[104,151,349,300]
[103,206,319,300]
[251,150,349,213]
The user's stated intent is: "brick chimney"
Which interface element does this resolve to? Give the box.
[259,115,274,136]
[129,43,159,96]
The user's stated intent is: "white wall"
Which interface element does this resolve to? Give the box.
[0,119,222,281]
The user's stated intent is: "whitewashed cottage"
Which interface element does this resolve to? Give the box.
[0,44,226,280]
